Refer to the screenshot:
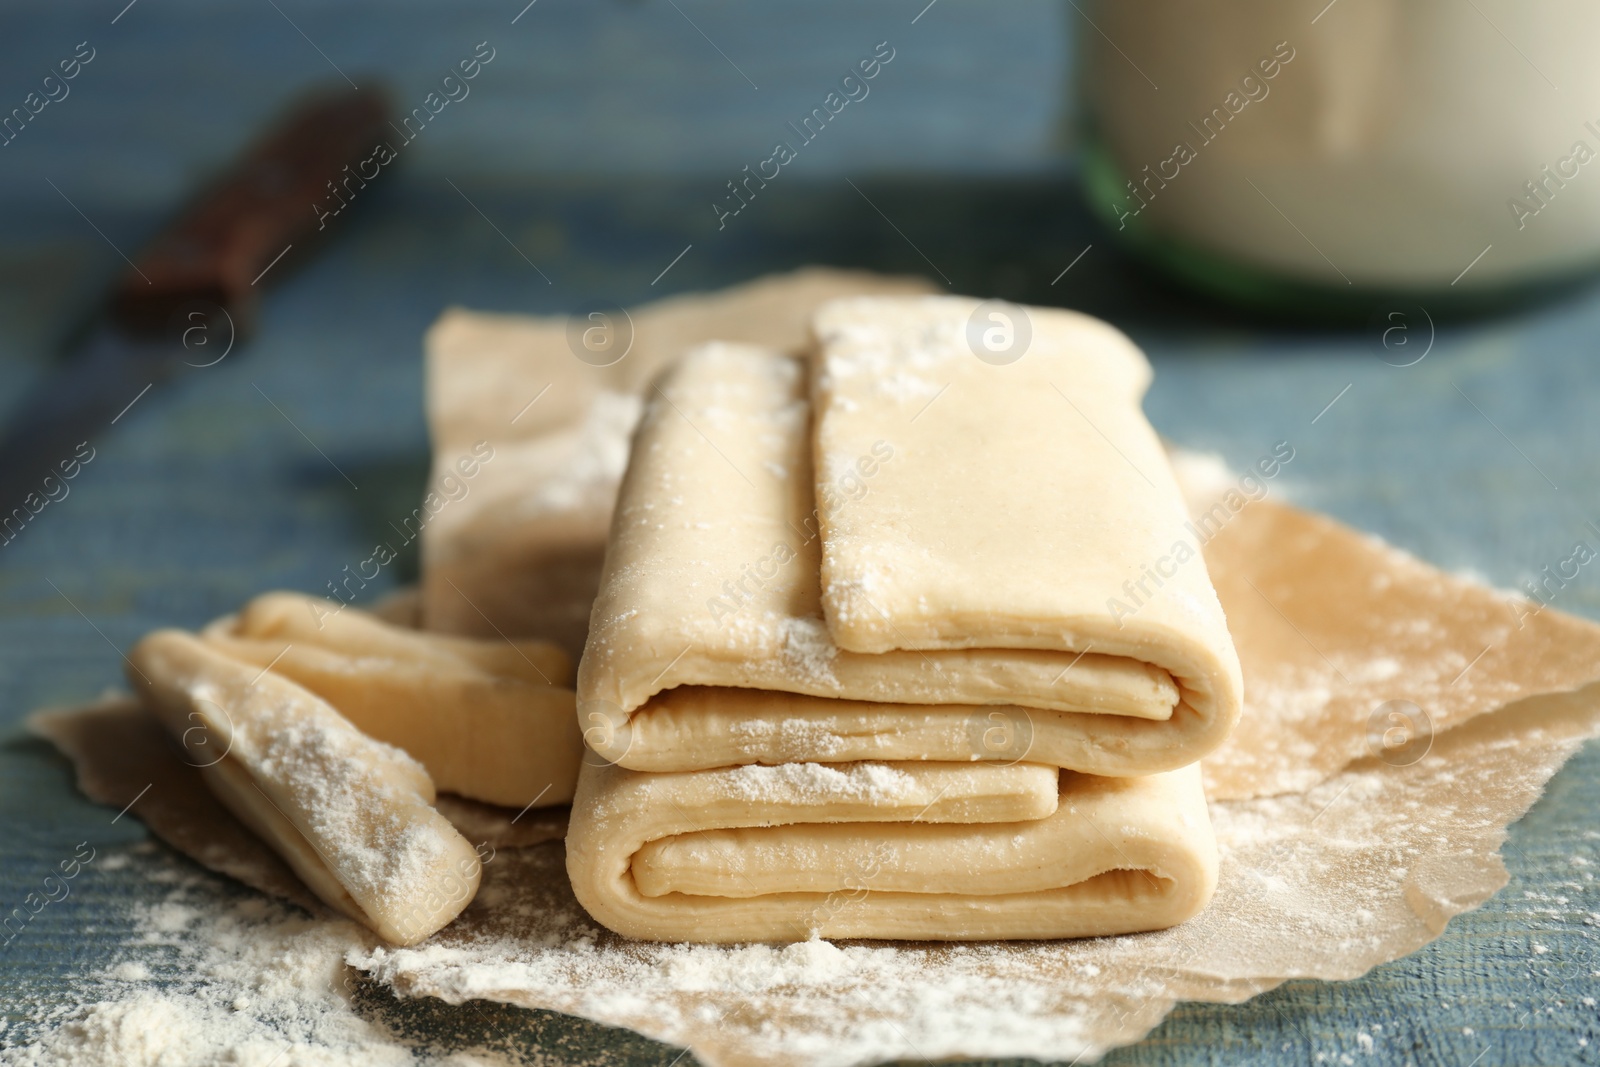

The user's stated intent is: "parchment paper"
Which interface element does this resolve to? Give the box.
[420,268,938,657]
[32,271,1600,1065]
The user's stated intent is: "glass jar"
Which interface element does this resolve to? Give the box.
[1077,0,1600,312]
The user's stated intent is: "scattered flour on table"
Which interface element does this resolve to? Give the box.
[0,850,515,1067]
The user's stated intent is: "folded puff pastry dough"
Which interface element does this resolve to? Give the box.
[199,592,581,809]
[568,296,1239,941]
[579,297,1242,774]
[128,630,485,945]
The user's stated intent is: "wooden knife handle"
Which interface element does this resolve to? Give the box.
[111,87,392,335]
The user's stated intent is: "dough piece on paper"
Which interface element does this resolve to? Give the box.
[578,342,1232,776]
[203,593,582,808]
[421,268,940,651]
[30,698,566,912]
[809,295,1241,723]
[127,630,484,946]
[566,760,1216,942]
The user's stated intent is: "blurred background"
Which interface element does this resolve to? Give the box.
[3,2,1599,1063]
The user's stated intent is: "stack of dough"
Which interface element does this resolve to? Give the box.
[127,593,580,945]
[567,295,1244,942]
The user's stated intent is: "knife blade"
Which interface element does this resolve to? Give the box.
[0,86,392,519]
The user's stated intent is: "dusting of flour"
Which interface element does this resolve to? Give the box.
[0,847,515,1067]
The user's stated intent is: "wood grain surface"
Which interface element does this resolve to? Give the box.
[1,3,1597,1064]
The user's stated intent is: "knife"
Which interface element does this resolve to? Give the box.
[0,86,392,518]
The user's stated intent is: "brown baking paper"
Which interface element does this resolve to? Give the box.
[420,268,938,658]
[30,271,1600,1066]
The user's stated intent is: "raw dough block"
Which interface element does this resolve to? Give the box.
[127,630,484,945]
[568,761,1215,942]
[202,592,582,808]
[579,308,1241,778]
[569,298,1240,941]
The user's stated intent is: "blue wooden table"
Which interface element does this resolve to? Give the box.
[3,3,1598,1063]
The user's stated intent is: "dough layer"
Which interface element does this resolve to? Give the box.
[568,761,1215,942]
